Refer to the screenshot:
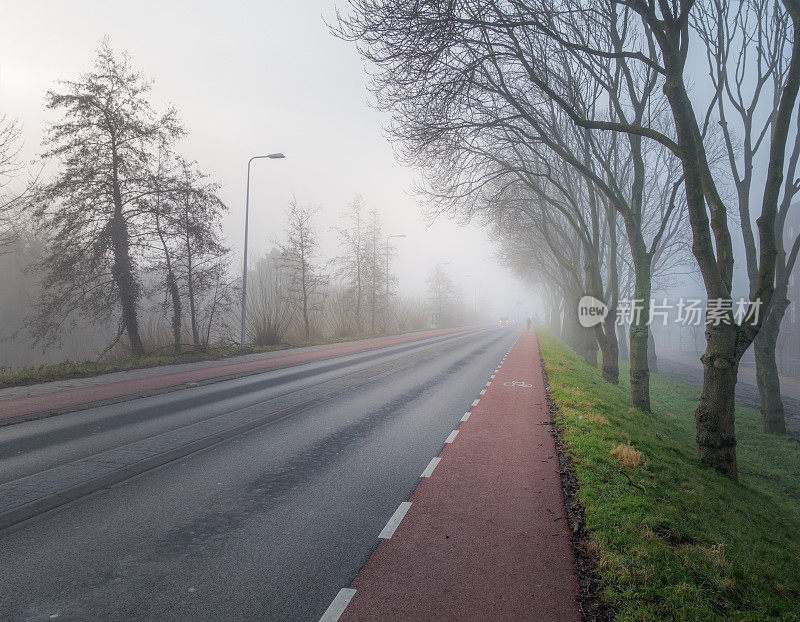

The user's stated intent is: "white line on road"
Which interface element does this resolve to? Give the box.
[445,430,459,443]
[461,411,471,421]
[379,502,412,539]
[472,399,479,407]
[486,381,491,387]
[480,389,486,396]
[319,588,357,622]
[420,457,441,477]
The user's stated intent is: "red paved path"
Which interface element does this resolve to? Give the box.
[337,330,582,621]
[0,328,465,423]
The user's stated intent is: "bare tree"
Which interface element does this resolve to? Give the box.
[332,195,368,335]
[364,207,385,333]
[695,0,800,433]
[427,265,462,327]
[336,0,686,411]
[0,116,37,254]
[518,0,800,478]
[168,158,230,349]
[339,0,800,479]
[279,199,327,342]
[29,39,183,355]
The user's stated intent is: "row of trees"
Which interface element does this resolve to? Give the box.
[338,0,800,479]
[245,196,466,346]
[0,40,469,365]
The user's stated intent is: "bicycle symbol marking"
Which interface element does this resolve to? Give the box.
[503,380,532,388]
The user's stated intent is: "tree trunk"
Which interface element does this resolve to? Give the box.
[154,204,181,354]
[563,291,596,365]
[167,271,182,353]
[695,321,740,479]
[583,333,598,367]
[755,293,789,434]
[109,146,143,356]
[110,211,144,356]
[185,245,200,348]
[597,316,620,384]
[549,297,561,336]
[628,254,652,411]
[648,329,658,374]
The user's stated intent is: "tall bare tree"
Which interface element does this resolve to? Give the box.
[427,264,461,327]
[695,0,800,433]
[364,207,385,333]
[30,39,183,355]
[148,155,230,352]
[279,199,327,342]
[332,195,368,335]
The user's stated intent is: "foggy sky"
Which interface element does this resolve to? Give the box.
[0,0,538,320]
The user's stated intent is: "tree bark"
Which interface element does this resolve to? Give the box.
[597,318,620,384]
[648,329,658,374]
[755,293,790,433]
[184,224,200,348]
[548,297,561,336]
[563,290,597,365]
[167,271,182,353]
[110,210,143,356]
[695,322,740,479]
[627,245,652,411]
[109,142,144,356]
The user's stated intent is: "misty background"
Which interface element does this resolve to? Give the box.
[0,0,536,367]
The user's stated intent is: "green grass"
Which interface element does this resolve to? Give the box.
[538,329,800,621]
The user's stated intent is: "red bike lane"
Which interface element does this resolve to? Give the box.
[0,328,467,425]
[323,329,582,621]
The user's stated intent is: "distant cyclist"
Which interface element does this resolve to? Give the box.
[526,317,531,330]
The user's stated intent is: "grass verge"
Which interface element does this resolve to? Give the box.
[538,329,800,621]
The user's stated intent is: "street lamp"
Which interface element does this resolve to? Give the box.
[240,153,285,350]
[385,234,407,336]
[435,261,449,328]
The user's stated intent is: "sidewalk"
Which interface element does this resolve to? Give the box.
[323,330,582,621]
[0,328,467,425]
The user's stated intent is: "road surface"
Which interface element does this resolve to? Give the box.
[0,327,519,621]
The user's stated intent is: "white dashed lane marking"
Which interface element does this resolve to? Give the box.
[420,457,441,478]
[445,430,459,444]
[461,411,471,422]
[379,502,412,539]
[319,588,357,622]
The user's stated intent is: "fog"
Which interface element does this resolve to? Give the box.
[2,0,796,387]
[0,1,537,367]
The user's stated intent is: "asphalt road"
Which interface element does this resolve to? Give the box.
[0,327,518,621]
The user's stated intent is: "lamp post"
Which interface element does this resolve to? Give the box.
[240,153,285,350]
[385,234,407,336]
[435,261,449,328]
